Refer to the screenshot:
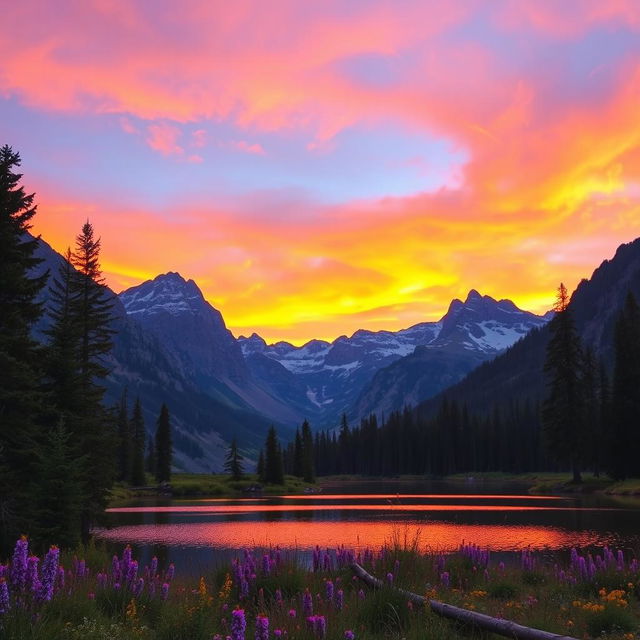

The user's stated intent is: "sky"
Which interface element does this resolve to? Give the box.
[2,0,640,345]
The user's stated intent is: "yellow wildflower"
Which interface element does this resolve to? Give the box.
[219,573,232,600]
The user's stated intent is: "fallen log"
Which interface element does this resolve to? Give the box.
[350,562,578,640]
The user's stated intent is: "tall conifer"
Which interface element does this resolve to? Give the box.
[264,426,284,485]
[224,437,244,480]
[155,403,173,482]
[0,145,47,547]
[609,293,640,479]
[301,420,315,483]
[542,283,585,482]
[131,397,147,486]
[69,220,117,539]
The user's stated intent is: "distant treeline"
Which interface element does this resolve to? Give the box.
[307,286,640,481]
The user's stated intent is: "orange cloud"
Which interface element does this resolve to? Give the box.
[6,1,640,343]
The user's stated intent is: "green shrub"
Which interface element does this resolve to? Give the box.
[584,605,636,636]
[488,581,518,600]
[357,586,413,633]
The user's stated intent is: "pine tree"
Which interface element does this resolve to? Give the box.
[155,403,173,483]
[69,220,117,539]
[146,435,156,475]
[0,144,48,548]
[542,283,585,483]
[131,397,147,486]
[116,390,132,481]
[264,426,284,485]
[32,420,84,548]
[608,292,640,479]
[301,419,315,483]
[293,428,303,477]
[256,449,265,483]
[224,437,244,480]
[43,249,83,432]
[338,414,350,474]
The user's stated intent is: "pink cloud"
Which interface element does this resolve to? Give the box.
[146,123,183,156]
[229,140,266,155]
[191,129,207,148]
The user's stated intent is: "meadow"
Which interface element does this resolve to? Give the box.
[2,532,640,640]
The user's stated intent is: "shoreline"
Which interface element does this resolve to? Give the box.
[108,471,640,506]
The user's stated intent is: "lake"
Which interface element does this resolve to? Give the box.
[95,479,640,575]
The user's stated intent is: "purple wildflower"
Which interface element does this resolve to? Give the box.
[57,566,65,590]
[358,589,365,600]
[111,555,121,583]
[325,580,334,601]
[275,589,283,605]
[303,589,313,616]
[255,614,269,640]
[10,537,28,592]
[38,545,59,602]
[262,554,271,576]
[161,582,170,600]
[386,572,393,584]
[150,556,158,577]
[231,609,247,640]
[0,578,10,614]
[344,631,355,640]
[166,563,175,582]
[288,609,296,618]
[126,560,139,586]
[27,556,41,594]
[121,545,132,576]
[76,559,86,578]
[335,589,344,611]
[307,615,326,638]
[240,577,249,599]
[274,630,282,639]
[440,571,450,589]
[133,577,144,597]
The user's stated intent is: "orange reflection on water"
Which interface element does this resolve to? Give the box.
[279,494,569,501]
[94,520,614,552]
[106,504,610,515]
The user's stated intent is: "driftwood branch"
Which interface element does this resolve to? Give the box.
[350,562,578,640]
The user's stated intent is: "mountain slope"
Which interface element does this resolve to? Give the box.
[239,321,443,426]
[354,290,549,419]
[32,238,278,472]
[240,290,548,426]
[119,274,306,427]
[416,237,640,419]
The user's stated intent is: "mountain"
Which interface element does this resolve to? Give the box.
[119,274,305,428]
[239,321,443,426]
[31,238,281,472]
[416,237,640,419]
[353,290,549,419]
[240,290,548,426]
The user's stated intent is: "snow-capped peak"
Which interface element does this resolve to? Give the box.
[119,272,207,317]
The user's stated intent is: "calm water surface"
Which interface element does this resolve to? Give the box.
[95,479,640,574]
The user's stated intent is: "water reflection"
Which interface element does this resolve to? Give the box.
[94,519,619,552]
[98,489,640,557]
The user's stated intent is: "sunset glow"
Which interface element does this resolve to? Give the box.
[2,0,640,343]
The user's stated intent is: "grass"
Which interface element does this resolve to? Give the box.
[108,473,315,503]
[3,534,640,640]
[445,471,638,495]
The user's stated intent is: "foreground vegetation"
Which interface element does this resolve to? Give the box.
[109,473,315,502]
[3,534,640,640]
